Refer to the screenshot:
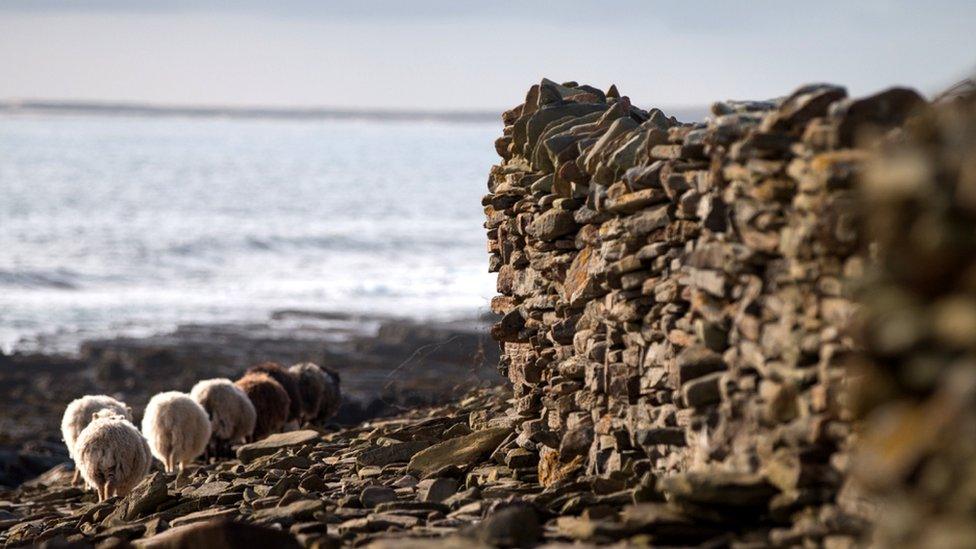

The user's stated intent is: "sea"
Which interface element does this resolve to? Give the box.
[0,113,501,354]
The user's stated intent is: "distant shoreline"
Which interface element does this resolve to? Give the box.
[0,99,708,123]
[0,99,500,123]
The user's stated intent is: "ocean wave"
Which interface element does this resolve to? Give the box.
[0,269,80,290]
[165,232,478,256]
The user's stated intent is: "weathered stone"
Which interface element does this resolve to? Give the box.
[135,519,302,548]
[359,485,397,508]
[356,441,429,468]
[417,478,458,503]
[527,209,578,241]
[105,472,170,525]
[407,427,511,479]
[675,346,727,385]
[463,504,541,547]
[251,499,325,524]
[236,431,320,463]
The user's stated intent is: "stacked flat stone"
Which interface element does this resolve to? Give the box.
[853,90,976,547]
[485,78,923,544]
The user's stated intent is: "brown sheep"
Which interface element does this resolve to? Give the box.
[234,373,290,440]
[246,362,302,422]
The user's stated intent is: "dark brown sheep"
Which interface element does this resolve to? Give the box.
[315,364,342,422]
[246,362,302,422]
[234,372,290,440]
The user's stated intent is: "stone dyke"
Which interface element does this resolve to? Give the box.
[484,78,927,541]
[852,88,976,547]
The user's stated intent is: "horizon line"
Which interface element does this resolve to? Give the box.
[0,98,503,123]
[0,98,710,123]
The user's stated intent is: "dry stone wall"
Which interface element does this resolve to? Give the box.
[853,90,976,547]
[484,78,924,539]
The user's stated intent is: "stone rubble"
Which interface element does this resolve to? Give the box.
[485,78,926,545]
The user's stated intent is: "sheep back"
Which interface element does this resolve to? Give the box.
[288,362,328,421]
[61,394,131,460]
[74,413,151,498]
[235,372,290,440]
[245,362,302,421]
[190,378,256,443]
[141,391,211,469]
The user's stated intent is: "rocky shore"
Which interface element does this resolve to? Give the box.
[0,311,500,488]
[1,385,830,548]
[1,78,974,547]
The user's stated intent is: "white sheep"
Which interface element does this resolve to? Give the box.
[141,391,211,473]
[73,410,152,501]
[189,378,256,457]
[61,394,132,484]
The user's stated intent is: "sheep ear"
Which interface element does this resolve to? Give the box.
[91,412,101,421]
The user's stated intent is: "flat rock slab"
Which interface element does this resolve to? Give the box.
[236,430,320,463]
[169,508,238,528]
[407,427,511,479]
[251,499,325,524]
[357,441,430,468]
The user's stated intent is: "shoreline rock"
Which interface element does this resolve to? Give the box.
[0,311,500,488]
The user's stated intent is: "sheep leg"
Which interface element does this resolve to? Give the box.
[72,469,80,486]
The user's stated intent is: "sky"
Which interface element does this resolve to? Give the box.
[0,1,974,111]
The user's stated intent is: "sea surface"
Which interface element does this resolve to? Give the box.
[0,114,501,354]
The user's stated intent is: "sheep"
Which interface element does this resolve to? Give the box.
[235,372,290,440]
[287,362,328,423]
[316,364,342,422]
[61,394,132,485]
[141,391,211,473]
[73,410,152,501]
[246,362,302,423]
[189,378,256,458]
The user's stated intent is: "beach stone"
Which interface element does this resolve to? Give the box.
[356,441,429,468]
[407,427,511,479]
[184,481,230,499]
[251,499,324,524]
[464,504,540,547]
[360,485,397,508]
[134,519,301,548]
[236,431,320,463]
[105,472,170,524]
[417,478,458,503]
[168,508,238,528]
